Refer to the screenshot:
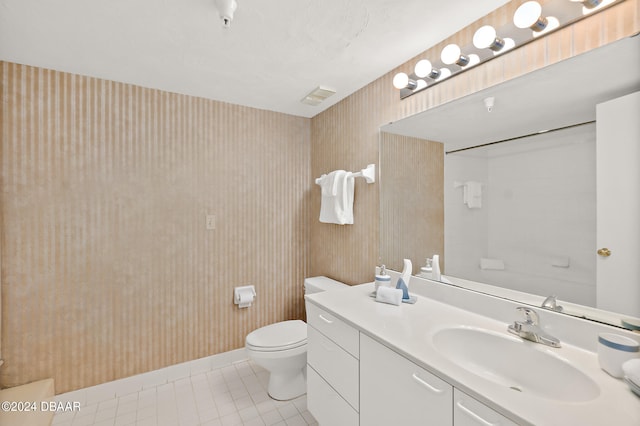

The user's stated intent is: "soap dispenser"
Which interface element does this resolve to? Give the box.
[432,255,441,281]
[375,264,392,290]
[420,258,433,279]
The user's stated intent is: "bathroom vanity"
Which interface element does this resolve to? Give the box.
[305,275,640,426]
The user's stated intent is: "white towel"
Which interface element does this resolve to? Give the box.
[464,181,482,208]
[341,173,355,224]
[623,358,640,386]
[317,170,354,225]
[375,286,403,306]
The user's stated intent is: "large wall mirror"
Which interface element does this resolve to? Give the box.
[379,35,640,329]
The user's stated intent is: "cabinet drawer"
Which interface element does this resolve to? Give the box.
[306,302,359,358]
[307,366,359,426]
[454,389,517,426]
[307,325,359,410]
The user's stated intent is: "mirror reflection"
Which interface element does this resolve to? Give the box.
[380,36,640,329]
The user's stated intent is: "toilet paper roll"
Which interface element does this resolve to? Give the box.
[237,289,255,308]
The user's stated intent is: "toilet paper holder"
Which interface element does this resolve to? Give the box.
[234,285,256,308]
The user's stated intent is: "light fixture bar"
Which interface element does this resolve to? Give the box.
[393,0,622,100]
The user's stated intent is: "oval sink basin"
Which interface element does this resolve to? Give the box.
[432,326,600,402]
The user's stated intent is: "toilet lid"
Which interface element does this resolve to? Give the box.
[246,320,307,351]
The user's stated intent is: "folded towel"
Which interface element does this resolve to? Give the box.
[341,174,355,224]
[464,181,482,209]
[375,286,403,306]
[623,358,640,386]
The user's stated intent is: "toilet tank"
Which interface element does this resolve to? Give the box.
[304,276,348,294]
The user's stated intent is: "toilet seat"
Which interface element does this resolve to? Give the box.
[246,320,307,352]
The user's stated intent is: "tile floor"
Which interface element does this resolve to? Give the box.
[52,361,317,426]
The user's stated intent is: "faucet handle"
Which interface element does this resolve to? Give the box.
[541,295,564,312]
[515,306,539,325]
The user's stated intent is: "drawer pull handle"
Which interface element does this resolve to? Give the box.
[318,314,334,324]
[411,373,444,394]
[456,401,498,426]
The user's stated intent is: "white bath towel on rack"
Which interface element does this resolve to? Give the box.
[317,170,354,224]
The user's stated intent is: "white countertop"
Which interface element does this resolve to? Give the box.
[305,281,640,426]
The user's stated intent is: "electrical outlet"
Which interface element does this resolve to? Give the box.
[206,214,216,230]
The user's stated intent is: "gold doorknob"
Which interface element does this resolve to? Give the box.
[597,248,611,257]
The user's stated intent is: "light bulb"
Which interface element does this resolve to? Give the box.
[392,73,417,90]
[441,44,469,66]
[414,60,433,78]
[514,1,547,31]
[393,73,408,89]
[415,80,428,91]
[414,59,441,79]
[468,54,480,67]
[473,25,505,51]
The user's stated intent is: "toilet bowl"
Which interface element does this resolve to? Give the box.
[245,276,348,400]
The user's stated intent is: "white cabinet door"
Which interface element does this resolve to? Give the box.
[360,333,453,426]
[453,389,517,426]
[596,91,640,316]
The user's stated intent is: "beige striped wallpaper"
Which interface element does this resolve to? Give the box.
[0,64,311,392]
[1,0,638,394]
[379,134,444,275]
[309,0,640,285]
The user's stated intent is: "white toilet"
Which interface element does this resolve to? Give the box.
[245,276,348,400]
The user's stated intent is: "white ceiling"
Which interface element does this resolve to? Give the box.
[381,35,640,152]
[0,0,509,118]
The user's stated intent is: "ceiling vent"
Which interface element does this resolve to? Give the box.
[301,86,336,106]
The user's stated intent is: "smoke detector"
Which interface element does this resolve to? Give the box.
[214,0,238,29]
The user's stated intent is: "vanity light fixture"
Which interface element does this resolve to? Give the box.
[392,0,621,99]
[441,44,470,67]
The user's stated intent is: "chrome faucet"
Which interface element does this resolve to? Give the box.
[508,307,561,348]
[541,295,563,312]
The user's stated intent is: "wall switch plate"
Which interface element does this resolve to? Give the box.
[206,214,216,230]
